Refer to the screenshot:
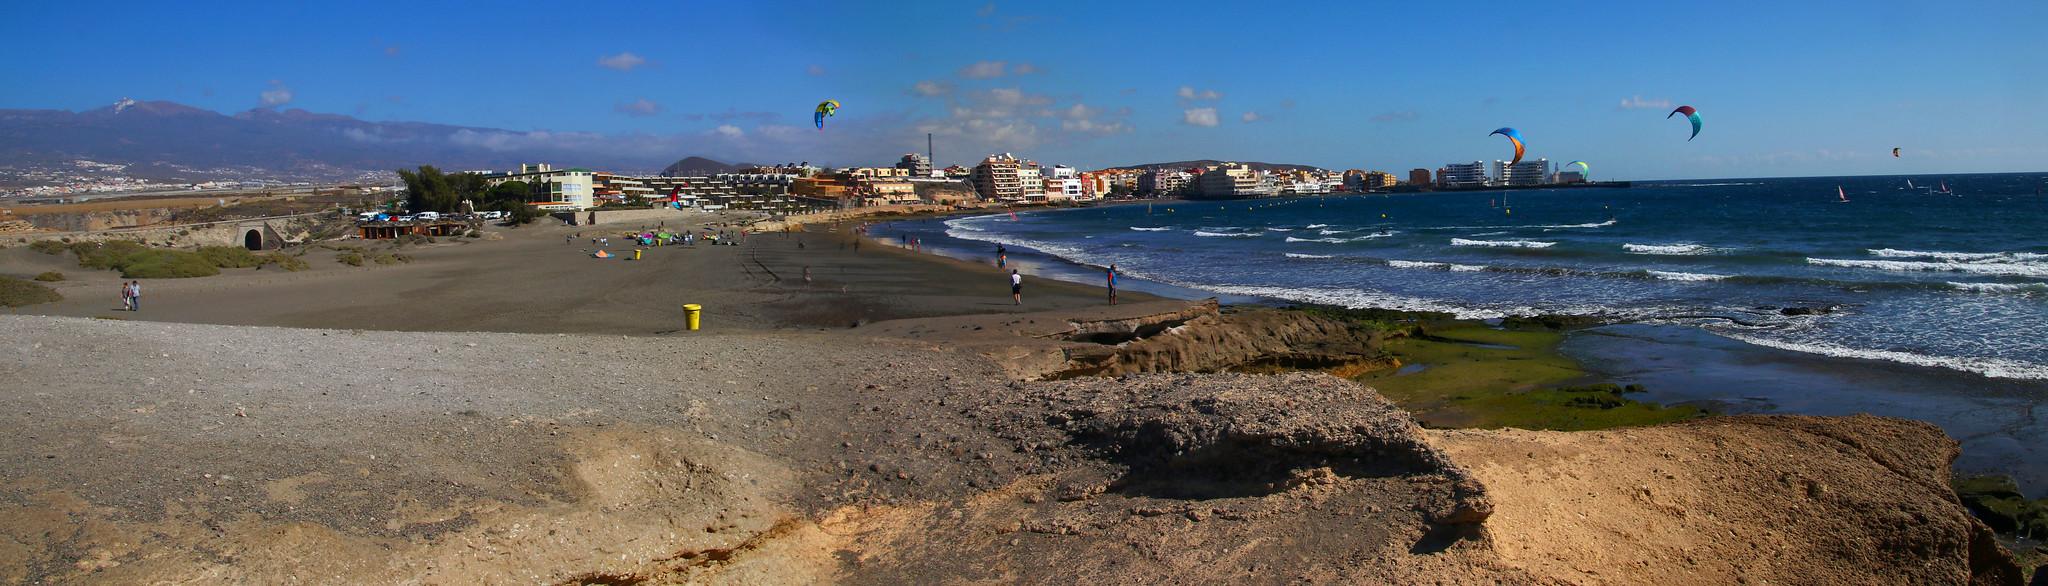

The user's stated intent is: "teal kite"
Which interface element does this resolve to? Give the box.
[1565,160,1589,180]
[1668,106,1701,141]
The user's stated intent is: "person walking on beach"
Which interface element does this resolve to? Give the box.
[1010,270,1023,305]
[1106,265,1118,306]
[128,281,141,311]
[120,282,132,311]
[997,253,1006,269]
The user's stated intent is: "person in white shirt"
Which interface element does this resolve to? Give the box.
[1010,270,1022,305]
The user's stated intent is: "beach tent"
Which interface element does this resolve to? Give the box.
[592,250,612,258]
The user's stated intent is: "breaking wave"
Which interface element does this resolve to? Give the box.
[1807,257,2048,278]
[1452,238,1556,248]
[1625,243,1722,256]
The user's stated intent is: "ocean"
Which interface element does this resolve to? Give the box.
[876,172,2048,492]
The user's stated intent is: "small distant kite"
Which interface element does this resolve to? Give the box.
[814,100,840,129]
[1565,160,1590,179]
[1667,106,1701,141]
[1490,128,1525,165]
[1893,148,1901,157]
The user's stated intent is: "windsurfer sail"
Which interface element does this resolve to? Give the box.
[1838,186,1849,203]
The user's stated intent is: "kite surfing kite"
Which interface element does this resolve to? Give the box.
[1668,106,1701,141]
[814,100,840,129]
[1490,128,1525,165]
[1893,148,1901,157]
[1565,160,1589,180]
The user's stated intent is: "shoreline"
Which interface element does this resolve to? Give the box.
[874,208,2048,496]
[0,206,2038,582]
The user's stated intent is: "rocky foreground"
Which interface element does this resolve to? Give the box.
[0,312,2025,584]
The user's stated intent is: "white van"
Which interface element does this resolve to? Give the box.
[415,211,441,221]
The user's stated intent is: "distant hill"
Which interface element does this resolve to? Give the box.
[0,99,711,184]
[659,156,758,176]
[1106,160,1327,173]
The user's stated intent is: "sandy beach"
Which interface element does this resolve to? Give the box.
[0,211,2032,584]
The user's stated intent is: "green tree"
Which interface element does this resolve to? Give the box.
[398,165,455,213]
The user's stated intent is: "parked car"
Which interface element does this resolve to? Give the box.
[414,211,441,221]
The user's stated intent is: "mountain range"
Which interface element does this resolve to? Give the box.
[0,99,722,183]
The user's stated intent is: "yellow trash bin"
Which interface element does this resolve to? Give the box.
[634,248,643,260]
[683,304,702,330]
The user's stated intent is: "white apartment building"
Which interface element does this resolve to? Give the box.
[1493,159,1551,186]
[1018,165,1045,201]
[1438,162,1488,188]
[481,164,596,209]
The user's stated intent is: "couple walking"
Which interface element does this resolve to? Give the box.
[118,281,142,311]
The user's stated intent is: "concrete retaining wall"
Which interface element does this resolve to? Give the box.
[550,207,702,227]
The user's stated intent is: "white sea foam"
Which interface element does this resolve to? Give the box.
[1198,284,1515,320]
[1625,243,1721,256]
[1305,224,1328,229]
[1870,248,2048,262]
[1285,236,1347,244]
[1948,282,2047,294]
[1387,260,1446,269]
[1807,257,2048,278]
[1535,219,1618,229]
[1319,229,1348,235]
[1449,264,1487,272]
[1648,270,1732,281]
[1194,230,1262,238]
[1452,238,1556,248]
[1265,227,1292,232]
[1716,332,2048,380]
[1129,226,1170,231]
[1285,253,1332,259]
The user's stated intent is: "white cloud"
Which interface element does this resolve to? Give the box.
[1182,108,1219,127]
[1618,94,1674,110]
[597,52,654,71]
[259,80,293,108]
[712,125,744,138]
[1012,62,1044,75]
[911,80,955,96]
[1370,110,1419,123]
[807,64,826,75]
[1061,118,1130,136]
[956,60,1009,79]
[1176,86,1223,103]
[1241,111,1261,123]
[1056,103,1105,119]
[951,87,1057,118]
[613,98,666,117]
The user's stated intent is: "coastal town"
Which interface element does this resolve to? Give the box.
[7,0,2047,583]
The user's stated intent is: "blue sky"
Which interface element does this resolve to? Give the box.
[5,0,2045,179]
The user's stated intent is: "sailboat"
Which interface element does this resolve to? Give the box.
[1940,181,1956,196]
[1838,186,1849,203]
[1906,179,1915,189]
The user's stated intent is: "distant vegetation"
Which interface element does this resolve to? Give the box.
[31,240,310,278]
[0,276,62,307]
[33,271,63,282]
[396,165,542,224]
